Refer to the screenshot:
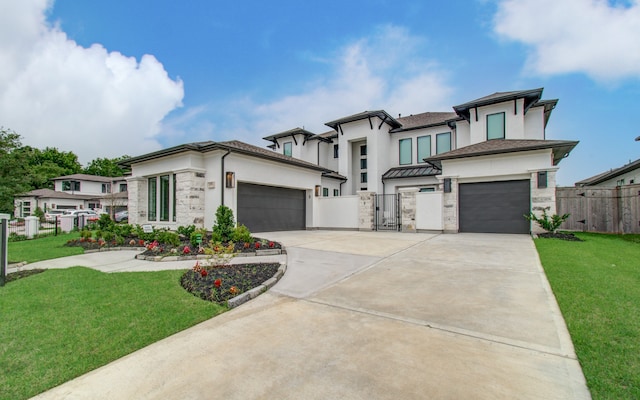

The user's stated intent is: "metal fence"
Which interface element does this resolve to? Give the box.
[557,185,640,234]
[7,216,61,240]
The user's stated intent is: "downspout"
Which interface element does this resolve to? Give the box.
[339,178,347,195]
[317,141,320,166]
[221,149,231,206]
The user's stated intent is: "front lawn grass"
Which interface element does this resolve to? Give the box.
[534,232,640,399]
[8,232,84,263]
[0,267,224,400]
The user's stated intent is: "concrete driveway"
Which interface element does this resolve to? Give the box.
[33,231,590,399]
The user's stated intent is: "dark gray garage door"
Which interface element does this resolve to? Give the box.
[237,183,306,232]
[459,180,530,234]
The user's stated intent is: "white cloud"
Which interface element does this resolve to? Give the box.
[0,0,183,164]
[493,0,640,81]
[166,25,453,145]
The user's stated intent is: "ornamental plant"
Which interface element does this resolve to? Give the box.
[524,207,570,233]
[212,205,235,242]
[203,241,238,266]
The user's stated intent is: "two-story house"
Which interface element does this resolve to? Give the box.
[14,173,128,217]
[121,88,577,234]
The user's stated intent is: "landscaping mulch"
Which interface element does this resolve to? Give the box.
[180,263,280,304]
[537,232,584,241]
[5,269,46,283]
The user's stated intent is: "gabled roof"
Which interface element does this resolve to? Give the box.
[325,110,402,131]
[382,165,441,180]
[575,158,640,186]
[424,139,579,169]
[390,112,460,133]
[262,127,316,142]
[453,88,544,121]
[15,188,101,200]
[52,174,124,183]
[120,140,332,174]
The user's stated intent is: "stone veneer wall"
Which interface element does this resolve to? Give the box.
[399,188,418,233]
[175,170,206,228]
[529,169,558,234]
[126,177,146,226]
[358,191,375,231]
[442,177,458,233]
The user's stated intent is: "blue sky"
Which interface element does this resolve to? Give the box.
[1,0,639,185]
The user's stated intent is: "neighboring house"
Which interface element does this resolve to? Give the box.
[575,158,640,187]
[14,174,128,217]
[121,87,578,234]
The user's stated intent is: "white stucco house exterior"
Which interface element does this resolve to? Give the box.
[14,174,128,217]
[121,88,578,234]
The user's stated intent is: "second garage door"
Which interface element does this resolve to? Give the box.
[459,180,530,234]
[237,183,306,232]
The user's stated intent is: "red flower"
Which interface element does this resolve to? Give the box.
[254,242,261,249]
[214,278,222,288]
[229,286,239,295]
[183,246,191,254]
[200,269,208,277]
[138,239,145,246]
[269,241,275,248]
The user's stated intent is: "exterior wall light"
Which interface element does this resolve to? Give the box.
[225,171,235,188]
[315,185,321,197]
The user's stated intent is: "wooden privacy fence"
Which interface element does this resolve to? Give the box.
[556,185,640,234]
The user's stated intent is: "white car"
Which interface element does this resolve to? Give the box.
[44,209,66,219]
[63,209,100,222]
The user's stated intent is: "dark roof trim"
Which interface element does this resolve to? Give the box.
[389,117,463,133]
[382,165,441,180]
[425,139,579,169]
[322,171,348,181]
[575,158,640,186]
[119,142,212,167]
[453,88,544,122]
[262,127,316,142]
[325,110,402,130]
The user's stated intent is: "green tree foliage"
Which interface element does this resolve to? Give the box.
[83,156,129,177]
[0,128,29,214]
[18,146,82,189]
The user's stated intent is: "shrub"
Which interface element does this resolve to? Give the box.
[212,205,235,243]
[231,224,253,243]
[8,232,27,242]
[97,213,114,231]
[112,224,133,238]
[177,225,196,238]
[524,207,570,233]
[156,230,180,247]
[34,207,45,223]
[190,228,208,247]
[80,229,93,240]
[133,224,156,242]
[103,231,115,242]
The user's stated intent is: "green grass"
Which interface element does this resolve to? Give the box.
[534,232,640,399]
[7,232,84,263]
[0,267,224,399]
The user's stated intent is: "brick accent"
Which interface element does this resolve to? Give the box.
[442,177,458,232]
[126,177,146,226]
[399,188,418,233]
[175,170,206,228]
[529,170,558,234]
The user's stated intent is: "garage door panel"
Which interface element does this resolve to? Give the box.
[237,183,306,232]
[459,180,530,234]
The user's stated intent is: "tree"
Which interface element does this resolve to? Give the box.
[83,156,130,177]
[0,128,29,214]
[18,146,82,190]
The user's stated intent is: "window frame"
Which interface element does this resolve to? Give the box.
[436,132,452,154]
[101,183,111,193]
[148,177,157,221]
[486,112,505,140]
[283,142,292,157]
[333,144,339,158]
[360,145,367,156]
[417,135,431,163]
[62,180,80,191]
[322,187,329,197]
[360,158,367,170]
[333,189,339,196]
[361,172,368,183]
[399,138,412,165]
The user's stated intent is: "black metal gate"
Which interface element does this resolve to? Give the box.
[375,194,400,231]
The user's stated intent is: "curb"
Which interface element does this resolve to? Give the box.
[226,260,287,309]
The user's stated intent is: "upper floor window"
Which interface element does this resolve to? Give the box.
[62,180,80,191]
[119,183,127,192]
[333,144,339,158]
[283,142,292,157]
[360,145,367,156]
[417,135,431,163]
[399,138,412,165]
[487,112,505,140]
[361,172,368,183]
[436,132,451,154]
[101,183,111,193]
[333,189,339,196]
[360,158,367,169]
[323,187,329,197]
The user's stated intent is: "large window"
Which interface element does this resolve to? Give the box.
[148,177,157,221]
[399,138,412,165]
[160,175,170,221]
[101,183,111,193]
[417,135,431,163]
[283,142,292,156]
[62,180,80,191]
[487,112,505,140]
[436,132,451,154]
